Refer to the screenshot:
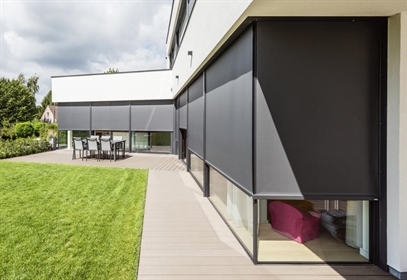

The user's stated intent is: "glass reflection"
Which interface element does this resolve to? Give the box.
[190,153,204,187]
[209,168,253,255]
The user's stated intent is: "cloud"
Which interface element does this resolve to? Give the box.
[1,0,172,104]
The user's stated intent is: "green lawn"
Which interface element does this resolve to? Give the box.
[0,161,147,280]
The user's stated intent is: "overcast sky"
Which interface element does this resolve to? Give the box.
[1,0,172,104]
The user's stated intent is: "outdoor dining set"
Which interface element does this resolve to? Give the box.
[72,135,126,162]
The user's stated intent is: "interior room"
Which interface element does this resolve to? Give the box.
[257,199,370,263]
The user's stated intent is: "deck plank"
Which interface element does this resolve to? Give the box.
[139,170,395,279]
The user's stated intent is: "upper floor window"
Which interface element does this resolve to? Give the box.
[169,0,196,68]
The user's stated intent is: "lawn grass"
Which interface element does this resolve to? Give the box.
[0,161,148,280]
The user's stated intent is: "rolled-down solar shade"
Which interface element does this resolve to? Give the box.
[174,108,178,140]
[205,27,253,193]
[92,102,129,131]
[179,91,187,107]
[179,106,187,129]
[188,98,204,157]
[131,103,174,131]
[255,20,382,199]
[187,75,204,157]
[188,75,203,103]
[58,103,90,130]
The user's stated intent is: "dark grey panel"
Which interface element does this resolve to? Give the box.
[131,103,174,131]
[188,75,203,103]
[179,91,187,107]
[256,20,382,198]
[179,106,187,129]
[92,103,129,130]
[188,97,204,157]
[175,108,179,140]
[205,27,253,193]
[58,103,90,130]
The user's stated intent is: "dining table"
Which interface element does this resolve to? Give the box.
[111,140,126,161]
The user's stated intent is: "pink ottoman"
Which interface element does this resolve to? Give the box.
[269,201,320,244]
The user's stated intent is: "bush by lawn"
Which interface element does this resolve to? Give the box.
[0,138,50,159]
[0,162,147,279]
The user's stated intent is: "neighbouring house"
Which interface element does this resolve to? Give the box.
[51,1,407,279]
[40,105,58,123]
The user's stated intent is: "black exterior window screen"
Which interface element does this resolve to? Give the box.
[187,75,204,157]
[131,101,174,132]
[58,103,90,131]
[92,102,129,131]
[179,91,187,129]
[205,27,253,193]
[255,20,384,199]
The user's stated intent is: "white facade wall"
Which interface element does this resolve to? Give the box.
[387,11,407,277]
[170,0,252,96]
[246,0,407,17]
[52,70,172,103]
[171,0,407,97]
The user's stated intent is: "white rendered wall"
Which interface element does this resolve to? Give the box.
[52,70,172,103]
[170,0,252,96]
[246,0,407,17]
[387,12,407,276]
[170,0,407,97]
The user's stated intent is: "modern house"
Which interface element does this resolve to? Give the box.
[51,1,407,278]
[40,105,58,123]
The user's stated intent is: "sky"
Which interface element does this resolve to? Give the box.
[0,0,173,104]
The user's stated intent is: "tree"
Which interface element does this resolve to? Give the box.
[0,77,37,127]
[104,68,119,73]
[36,105,43,119]
[41,90,53,110]
[27,75,40,96]
[16,73,40,96]
[37,90,55,119]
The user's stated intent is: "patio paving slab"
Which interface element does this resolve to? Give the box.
[5,149,186,171]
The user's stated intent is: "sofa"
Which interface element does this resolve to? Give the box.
[269,201,321,244]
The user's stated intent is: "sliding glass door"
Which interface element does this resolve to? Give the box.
[131,132,171,153]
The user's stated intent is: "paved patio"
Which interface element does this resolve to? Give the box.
[5,149,186,171]
[5,150,395,279]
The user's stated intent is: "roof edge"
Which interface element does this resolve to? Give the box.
[51,68,171,79]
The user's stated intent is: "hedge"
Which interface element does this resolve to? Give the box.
[15,122,35,138]
[0,138,50,159]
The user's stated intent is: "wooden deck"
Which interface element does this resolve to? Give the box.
[139,170,395,280]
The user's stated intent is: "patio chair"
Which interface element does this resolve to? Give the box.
[86,137,100,161]
[72,137,86,160]
[100,138,113,161]
[90,135,100,143]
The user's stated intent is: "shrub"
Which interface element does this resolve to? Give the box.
[0,138,50,159]
[39,123,58,140]
[15,122,34,138]
[33,121,46,137]
[1,121,16,140]
[59,130,67,145]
